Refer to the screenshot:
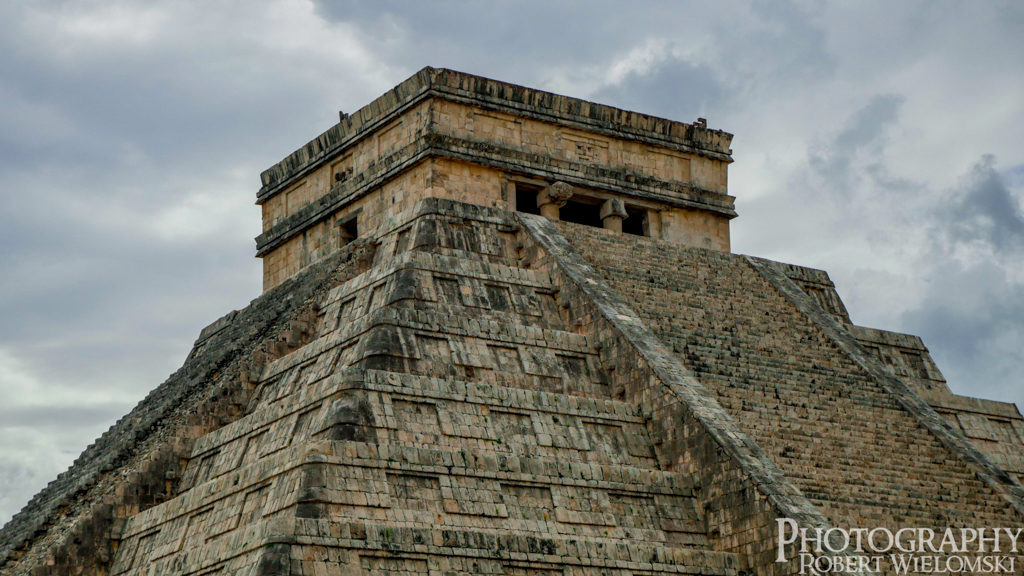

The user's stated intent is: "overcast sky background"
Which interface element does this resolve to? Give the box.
[2,0,1023,525]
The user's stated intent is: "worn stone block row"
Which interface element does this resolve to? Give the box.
[849,324,948,390]
[255,304,605,393]
[178,366,658,496]
[312,262,561,339]
[115,438,718,575]
[286,524,740,576]
[772,261,851,323]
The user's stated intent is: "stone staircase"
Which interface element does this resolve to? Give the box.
[558,221,1022,533]
[111,202,745,575]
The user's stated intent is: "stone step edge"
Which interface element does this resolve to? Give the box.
[321,249,551,309]
[260,303,595,382]
[125,438,701,541]
[291,523,739,571]
[118,518,736,576]
[188,367,644,459]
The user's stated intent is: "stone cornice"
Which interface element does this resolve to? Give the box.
[257,67,734,204]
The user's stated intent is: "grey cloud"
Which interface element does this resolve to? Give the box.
[312,1,668,62]
[592,58,727,122]
[311,0,620,86]
[0,2,328,419]
[743,0,836,82]
[0,405,128,429]
[1006,164,1024,187]
[0,4,382,186]
[898,157,1024,406]
[0,467,49,534]
[808,94,905,192]
[736,93,917,260]
[944,155,1024,253]
[0,244,259,395]
[901,260,1024,407]
[832,95,904,156]
[312,0,834,108]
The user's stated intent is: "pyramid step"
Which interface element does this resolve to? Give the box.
[117,526,742,576]
[293,522,743,575]
[343,249,551,297]
[265,302,595,379]
[179,368,662,492]
[362,357,612,400]
[368,303,594,355]
[319,285,570,339]
[252,336,611,406]
[410,245,522,267]
[315,441,704,545]
[256,303,611,404]
[118,439,723,576]
[314,250,559,334]
[173,439,699,525]
[383,207,522,266]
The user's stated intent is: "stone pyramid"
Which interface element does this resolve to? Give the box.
[2,68,1022,576]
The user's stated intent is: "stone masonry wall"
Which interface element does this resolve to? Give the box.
[260,158,516,290]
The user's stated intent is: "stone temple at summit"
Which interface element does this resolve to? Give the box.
[1,67,1023,575]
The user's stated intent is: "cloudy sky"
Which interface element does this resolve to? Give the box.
[1,0,1023,524]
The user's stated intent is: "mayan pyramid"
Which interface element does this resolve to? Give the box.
[1,67,1022,576]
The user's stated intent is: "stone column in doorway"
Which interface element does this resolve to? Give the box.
[600,198,628,233]
[537,182,574,220]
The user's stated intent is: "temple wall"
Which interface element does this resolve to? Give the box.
[261,151,736,290]
[432,99,724,192]
[261,100,434,232]
[661,207,731,251]
[256,84,735,291]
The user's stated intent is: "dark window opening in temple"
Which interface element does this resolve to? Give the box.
[560,199,602,228]
[515,183,541,215]
[337,214,359,242]
[623,207,647,236]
